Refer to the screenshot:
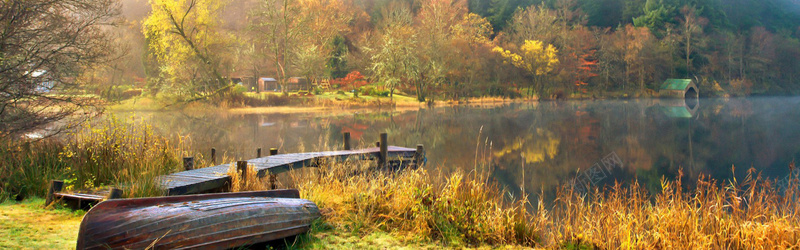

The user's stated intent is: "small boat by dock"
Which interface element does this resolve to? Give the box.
[76,189,320,250]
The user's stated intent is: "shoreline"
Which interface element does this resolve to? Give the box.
[105,91,780,115]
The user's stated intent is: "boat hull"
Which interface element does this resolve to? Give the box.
[76,189,320,250]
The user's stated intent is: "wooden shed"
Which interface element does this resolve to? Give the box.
[287,77,308,92]
[659,79,698,99]
[258,77,278,92]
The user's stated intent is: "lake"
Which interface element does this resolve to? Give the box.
[116,97,800,198]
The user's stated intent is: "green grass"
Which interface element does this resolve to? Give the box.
[0,198,82,250]
[240,90,421,108]
[108,96,170,111]
[312,91,419,103]
[283,220,443,249]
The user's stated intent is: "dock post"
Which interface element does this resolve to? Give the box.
[415,144,425,168]
[183,156,194,171]
[211,148,216,165]
[269,174,278,190]
[270,148,278,155]
[257,148,262,158]
[343,132,351,150]
[45,180,64,207]
[107,188,123,199]
[237,161,248,188]
[380,133,388,170]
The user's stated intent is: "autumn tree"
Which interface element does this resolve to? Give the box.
[559,26,599,93]
[447,13,494,99]
[493,40,559,97]
[368,4,419,100]
[623,25,655,92]
[0,0,119,137]
[293,0,359,84]
[506,5,560,46]
[249,0,300,93]
[678,5,708,77]
[413,0,469,102]
[144,0,232,98]
[743,27,776,90]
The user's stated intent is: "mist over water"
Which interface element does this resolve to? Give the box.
[116,97,800,197]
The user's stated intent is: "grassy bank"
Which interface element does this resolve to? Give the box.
[224,160,800,248]
[0,198,83,249]
[3,163,799,248]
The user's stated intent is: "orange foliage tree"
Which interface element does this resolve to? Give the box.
[334,71,368,96]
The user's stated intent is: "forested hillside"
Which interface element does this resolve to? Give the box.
[98,0,800,101]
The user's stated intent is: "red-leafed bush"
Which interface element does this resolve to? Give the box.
[332,71,368,96]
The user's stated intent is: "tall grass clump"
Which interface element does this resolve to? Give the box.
[1,115,196,201]
[226,163,272,192]
[0,141,69,201]
[59,115,185,197]
[292,159,540,247]
[548,168,800,248]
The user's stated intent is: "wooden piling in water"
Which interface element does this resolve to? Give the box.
[183,157,195,171]
[269,174,277,190]
[45,180,63,207]
[270,148,278,155]
[237,161,248,188]
[415,144,425,168]
[380,133,388,169]
[211,148,216,165]
[343,132,351,150]
[107,188,123,199]
[257,148,262,158]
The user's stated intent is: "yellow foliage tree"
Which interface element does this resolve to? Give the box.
[493,40,559,97]
[143,0,231,97]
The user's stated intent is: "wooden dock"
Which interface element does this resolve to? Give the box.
[161,146,421,195]
[45,132,426,209]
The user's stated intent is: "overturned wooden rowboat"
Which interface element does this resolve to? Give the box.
[76,189,320,250]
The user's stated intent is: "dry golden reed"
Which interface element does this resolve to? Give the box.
[1,115,219,199]
[285,159,538,247]
[275,158,800,248]
[226,163,274,192]
[548,169,800,249]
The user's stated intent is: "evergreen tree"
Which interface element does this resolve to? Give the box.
[327,35,349,79]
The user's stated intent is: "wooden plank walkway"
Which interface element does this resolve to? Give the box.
[161,146,420,195]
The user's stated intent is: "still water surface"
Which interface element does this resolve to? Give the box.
[118,97,800,197]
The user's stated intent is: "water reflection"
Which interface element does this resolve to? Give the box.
[117,97,800,198]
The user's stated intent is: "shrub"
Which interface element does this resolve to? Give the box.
[232,84,248,95]
[729,78,753,96]
[120,89,143,99]
[362,86,376,96]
